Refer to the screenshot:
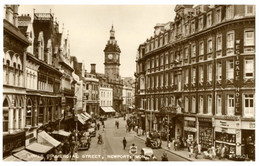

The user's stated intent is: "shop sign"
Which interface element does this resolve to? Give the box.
[216,120,240,129]
[234,40,242,115]
[184,117,196,121]
[198,117,212,122]
[184,127,197,132]
[241,121,255,129]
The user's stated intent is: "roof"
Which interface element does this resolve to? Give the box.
[4,19,31,45]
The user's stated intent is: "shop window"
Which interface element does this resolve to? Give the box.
[243,94,254,118]
[227,94,235,115]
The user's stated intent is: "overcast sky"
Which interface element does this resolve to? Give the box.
[19,5,176,77]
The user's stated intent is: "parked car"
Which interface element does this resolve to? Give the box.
[145,136,161,149]
[140,148,155,161]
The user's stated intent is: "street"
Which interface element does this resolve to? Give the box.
[77,117,187,161]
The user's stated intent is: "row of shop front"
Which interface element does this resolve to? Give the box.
[3,129,70,161]
[137,111,255,159]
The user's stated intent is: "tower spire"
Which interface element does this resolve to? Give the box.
[110,24,115,40]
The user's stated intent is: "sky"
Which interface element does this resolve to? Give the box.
[18,5,176,78]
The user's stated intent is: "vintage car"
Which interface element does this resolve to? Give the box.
[78,136,90,151]
[140,148,156,161]
[88,128,96,137]
[145,136,162,149]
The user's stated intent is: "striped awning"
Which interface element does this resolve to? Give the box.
[101,107,116,113]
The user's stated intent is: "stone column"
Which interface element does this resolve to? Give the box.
[15,108,19,130]
[8,108,14,133]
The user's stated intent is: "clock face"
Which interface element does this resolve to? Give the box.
[108,54,113,59]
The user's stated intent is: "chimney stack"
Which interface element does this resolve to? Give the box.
[90,64,96,74]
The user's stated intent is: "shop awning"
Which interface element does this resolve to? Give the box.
[13,150,44,161]
[101,107,116,113]
[26,142,52,154]
[80,113,90,121]
[3,155,22,161]
[83,112,92,118]
[52,130,71,137]
[38,131,61,147]
[77,114,86,125]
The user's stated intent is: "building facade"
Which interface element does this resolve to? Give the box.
[135,5,255,159]
[103,26,123,113]
[3,5,31,157]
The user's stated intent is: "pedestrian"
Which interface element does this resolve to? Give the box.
[194,142,199,159]
[172,138,176,151]
[123,137,127,150]
[198,142,201,154]
[167,141,171,150]
[97,123,100,130]
[189,142,194,158]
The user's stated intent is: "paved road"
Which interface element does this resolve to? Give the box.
[77,117,187,161]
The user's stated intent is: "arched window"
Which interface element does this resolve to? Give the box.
[6,60,10,84]
[13,62,16,86]
[3,98,9,132]
[26,99,32,126]
[13,99,17,130]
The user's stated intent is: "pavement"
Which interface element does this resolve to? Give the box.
[134,134,231,162]
[61,116,231,162]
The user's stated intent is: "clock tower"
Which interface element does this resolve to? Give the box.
[104,25,121,81]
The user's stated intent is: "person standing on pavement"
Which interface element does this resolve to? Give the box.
[194,142,199,159]
[123,137,127,150]
[97,123,100,130]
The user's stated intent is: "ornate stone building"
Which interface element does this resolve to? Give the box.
[135,5,255,158]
